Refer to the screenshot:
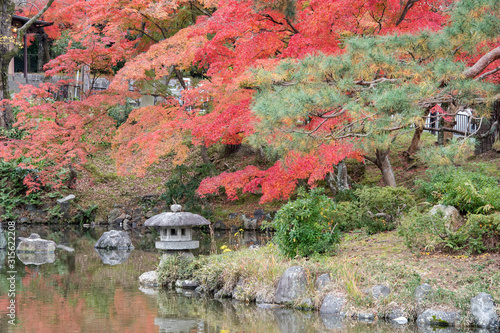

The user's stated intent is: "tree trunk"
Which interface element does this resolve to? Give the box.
[0,0,15,128]
[405,126,423,159]
[200,144,210,164]
[369,149,397,187]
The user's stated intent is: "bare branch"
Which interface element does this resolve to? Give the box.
[474,66,500,81]
[396,0,420,26]
[463,46,500,79]
[17,0,56,41]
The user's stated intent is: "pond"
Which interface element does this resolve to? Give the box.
[0,226,495,332]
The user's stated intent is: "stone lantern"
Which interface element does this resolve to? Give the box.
[144,205,210,251]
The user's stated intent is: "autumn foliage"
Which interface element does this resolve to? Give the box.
[2,0,499,200]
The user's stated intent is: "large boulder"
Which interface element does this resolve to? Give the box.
[94,230,134,250]
[415,283,433,302]
[275,266,308,304]
[320,295,345,314]
[470,292,500,328]
[16,234,56,253]
[371,285,390,300]
[139,271,159,288]
[417,309,460,327]
[429,205,463,231]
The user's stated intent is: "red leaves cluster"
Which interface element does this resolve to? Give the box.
[198,142,363,203]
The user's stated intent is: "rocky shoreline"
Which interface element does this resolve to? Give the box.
[139,249,500,331]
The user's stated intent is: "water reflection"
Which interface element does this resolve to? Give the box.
[16,252,55,265]
[0,226,498,333]
[94,248,133,265]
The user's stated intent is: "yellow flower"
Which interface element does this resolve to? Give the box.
[223,249,232,253]
[220,245,227,250]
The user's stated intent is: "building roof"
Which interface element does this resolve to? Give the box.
[12,15,54,34]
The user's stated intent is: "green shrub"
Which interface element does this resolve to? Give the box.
[330,201,362,232]
[355,186,415,234]
[158,255,207,286]
[462,213,500,253]
[399,209,500,254]
[416,166,500,214]
[272,187,341,258]
[0,160,41,220]
[160,163,214,215]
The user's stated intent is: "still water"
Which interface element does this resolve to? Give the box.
[0,226,494,332]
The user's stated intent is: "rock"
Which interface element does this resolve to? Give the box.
[232,279,254,302]
[315,273,331,291]
[429,204,463,231]
[170,204,182,212]
[94,230,134,250]
[392,317,408,325]
[145,211,154,219]
[228,213,239,219]
[17,252,55,265]
[371,285,390,299]
[195,285,206,293]
[417,309,460,327]
[275,266,308,304]
[175,280,199,290]
[56,244,75,252]
[107,208,122,224]
[320,295,345,314]
[19,217,29,224]
[415,283,433,301]
[256,290,274,304]
[386,308,405,321]
[471,292,499,328]
[0,224,6,249]
[214,289,232,299]
[213,220,227,230]
[139,271,159,288]
[240,214,258,230]
[358,313,375,321]
[95,248,132,265]
[57,194,76,204]
[253,209,266,220]
[17,234,56,253]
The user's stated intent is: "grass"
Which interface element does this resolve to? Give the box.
[158,230,500,326]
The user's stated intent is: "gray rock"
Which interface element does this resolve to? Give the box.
[429,205,463,231]
[320,295,345,314]
[139,271,159,287]
[213,220,227,230]
[0,224,6,249]
[57,194,75,204]
[417,309,460,327]
[195,285,206,293]
[17,234,56,253]
[94,230,134,250]
[17,252,56,265]
[107,208,122,224]
[371,285,390,299]
[228,213,239,219]
[415,283,433,301]
[214,289,232,299]
[240,214,258,230]
[145,211,154,218]
[275,266,308,304]
[315,273,331,291]
[358,313,375,321]
[386,308,405,321]
[56,244,75,252]
[471,292,499,328]
[392,317,408,325]
[256,290,274,304]
[95,248,132,265]
[175,279,199,290]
